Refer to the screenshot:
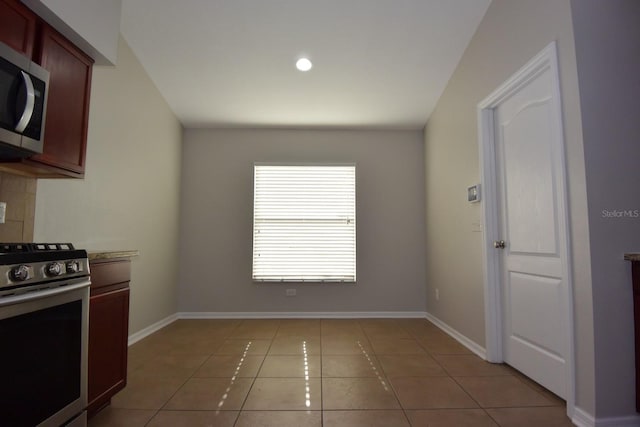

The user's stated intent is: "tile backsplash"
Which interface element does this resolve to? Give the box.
[0,172,36,242]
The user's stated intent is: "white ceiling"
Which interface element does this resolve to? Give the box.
[120,0,490,130]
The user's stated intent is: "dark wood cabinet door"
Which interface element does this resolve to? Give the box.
[632,261,640,412]
[0,0,37,57]
[88,286,130,416]
[32,24,92,177]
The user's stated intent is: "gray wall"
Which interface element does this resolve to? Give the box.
[35,36,183,334]
[423,0,596,417]
[179,129,426,314]
[571,0,640,418]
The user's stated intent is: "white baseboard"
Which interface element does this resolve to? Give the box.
[128,311,427,345]
[178,311,427,319]
[572,407,596,427]
[424,311,487,359]
[572,407,640,427]
[595,415,640,427]
[128,313,178,346]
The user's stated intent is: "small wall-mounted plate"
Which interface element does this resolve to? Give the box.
[468,184,481,203]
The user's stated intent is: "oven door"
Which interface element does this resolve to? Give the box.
[0,279,90,427]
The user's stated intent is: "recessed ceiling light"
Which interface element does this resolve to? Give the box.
[296,57,312,72]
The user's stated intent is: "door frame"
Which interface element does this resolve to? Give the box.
[476,41,576,416]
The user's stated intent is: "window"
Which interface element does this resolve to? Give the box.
[252,164,356,282]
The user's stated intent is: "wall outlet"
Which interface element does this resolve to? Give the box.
[286,288,296,297]
[0,202,6,224]
[435,288,440,301]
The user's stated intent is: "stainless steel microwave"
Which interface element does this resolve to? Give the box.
[0,41,49,159]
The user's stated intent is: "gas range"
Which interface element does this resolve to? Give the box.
[0,242,89,296]
[0,242,91,426]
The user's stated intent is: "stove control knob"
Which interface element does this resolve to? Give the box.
[10,265,30,282]
[66,261,80,274]
[46,262,63,277]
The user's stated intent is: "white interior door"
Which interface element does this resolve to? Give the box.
[485,43,572,399]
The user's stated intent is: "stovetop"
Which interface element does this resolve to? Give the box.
[0,243,76,252]
[0,242,89,291]
[0,243,87,265]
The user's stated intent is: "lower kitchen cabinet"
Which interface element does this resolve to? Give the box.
[88,257,131,418]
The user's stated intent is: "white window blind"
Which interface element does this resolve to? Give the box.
[252,164,356,282]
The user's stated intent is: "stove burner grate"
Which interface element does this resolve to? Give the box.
[0,243,76,253]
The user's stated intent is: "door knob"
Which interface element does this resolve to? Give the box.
[493,240,506,249]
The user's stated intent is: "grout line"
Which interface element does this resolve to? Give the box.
[448,375,486,412]
[232,319,279,424]
[142,409,160,427]
[357,320,406,418]
[219,320,243,427]
[398,322,425,426]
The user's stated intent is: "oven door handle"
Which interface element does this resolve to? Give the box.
[0,278,90,307]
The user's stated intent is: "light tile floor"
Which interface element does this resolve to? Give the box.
[89,318,575,427]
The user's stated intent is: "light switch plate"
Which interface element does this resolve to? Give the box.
[0,202,6,224]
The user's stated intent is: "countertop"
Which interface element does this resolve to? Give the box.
[624,253,640,262]
[88,250,139,261]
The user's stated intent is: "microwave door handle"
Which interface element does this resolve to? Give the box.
[15,71,36,133]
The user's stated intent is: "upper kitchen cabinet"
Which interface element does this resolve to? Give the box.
[28,24,93,177]
[0,0,37,57]
[0,0,94,178]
